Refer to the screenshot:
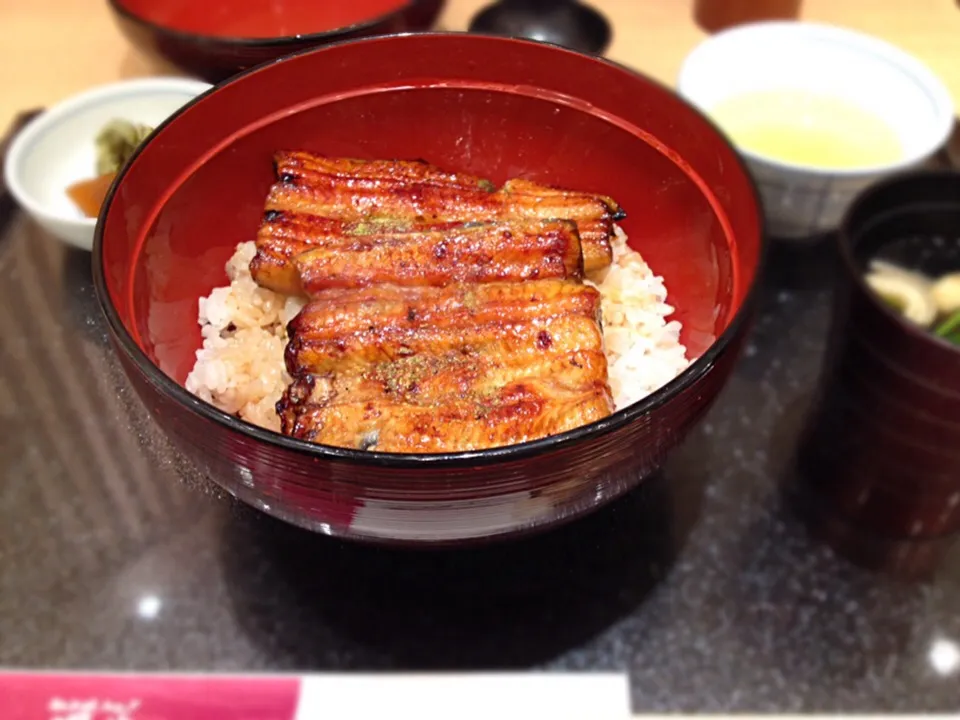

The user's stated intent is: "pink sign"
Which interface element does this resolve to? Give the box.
[0,673,301,720]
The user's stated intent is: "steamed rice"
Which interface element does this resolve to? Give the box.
[185,227,690,434]
[588,227,690,407]
[184,242,305,433]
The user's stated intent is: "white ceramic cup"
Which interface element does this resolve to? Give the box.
[677,21,956,240]
[4,77,211,252]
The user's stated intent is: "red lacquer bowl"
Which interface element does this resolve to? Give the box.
[92,33,764,545]
[108,0,445,82]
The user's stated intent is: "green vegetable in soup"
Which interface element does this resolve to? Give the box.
[95,119,154,175]
[934,309,960,346]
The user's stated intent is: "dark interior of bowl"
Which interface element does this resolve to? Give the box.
[851,182,960,279]
[98,34,761,415]
[846,171,960,332]
[114,0,412,38]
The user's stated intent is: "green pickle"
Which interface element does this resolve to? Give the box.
[95,119,154,175]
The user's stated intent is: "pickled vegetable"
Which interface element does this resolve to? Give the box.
[65,119,154,218]
[66,172,116,219]
[95,119,153,175]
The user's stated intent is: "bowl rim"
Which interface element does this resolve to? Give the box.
[839,167,960,357]
[108,0,426,47]
[676,20,957,177]
[3,77,212,231]
[92,31,768,469]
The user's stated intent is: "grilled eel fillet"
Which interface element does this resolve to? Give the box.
[260,217,585,295]
[249,152,625,294]
[278,279,614,453]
